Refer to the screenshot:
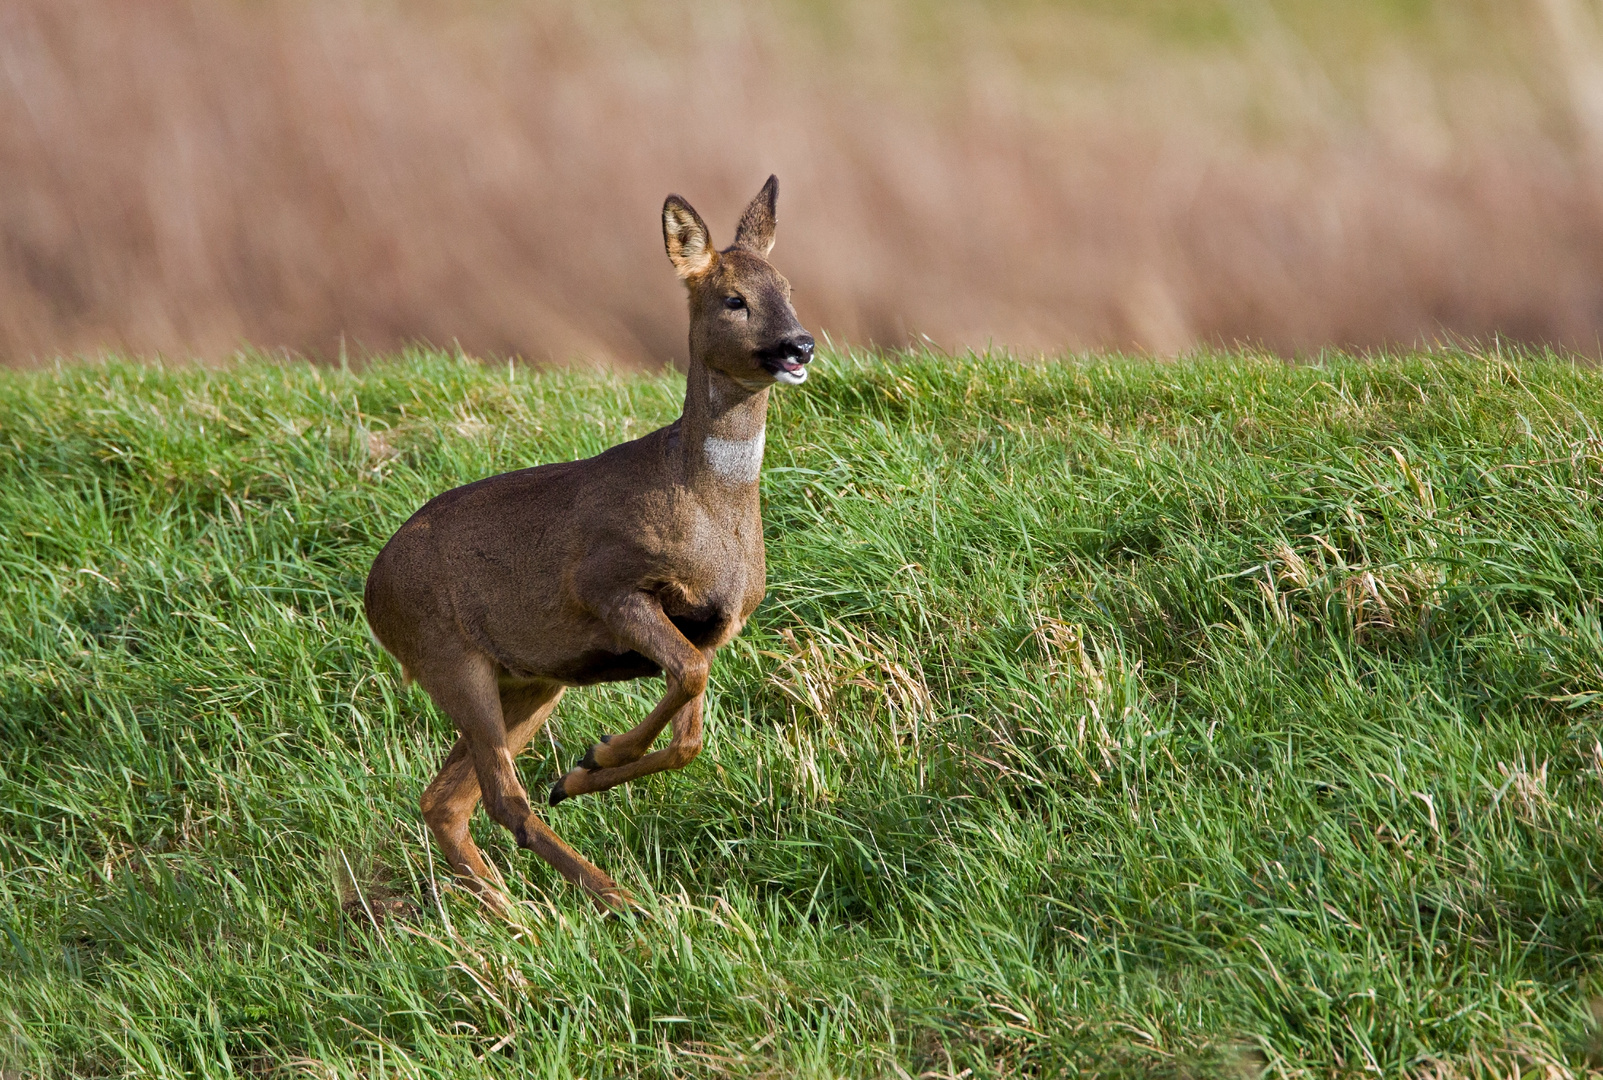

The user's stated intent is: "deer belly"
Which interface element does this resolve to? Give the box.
[548,648,663,686]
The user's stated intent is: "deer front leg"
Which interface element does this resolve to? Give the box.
[548,592,709,805]
[550,693,705,803]
[575,651,711,769]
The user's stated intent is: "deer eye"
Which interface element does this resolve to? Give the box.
[723,295,746,311]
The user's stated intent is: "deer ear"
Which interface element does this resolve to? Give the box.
[732,175,778,256]
[663,195,715,279]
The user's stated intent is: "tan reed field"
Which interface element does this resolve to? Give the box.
[1,0,1601,364]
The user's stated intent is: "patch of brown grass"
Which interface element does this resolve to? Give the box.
[3,0,1603,365]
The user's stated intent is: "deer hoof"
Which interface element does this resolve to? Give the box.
[577,733,612,772]
[595,886,645,917]
[548,777,570,806]
[474,885,513,919]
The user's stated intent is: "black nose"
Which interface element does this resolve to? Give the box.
[781,334,815,364]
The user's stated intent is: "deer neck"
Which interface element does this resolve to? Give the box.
[681,358,771,494]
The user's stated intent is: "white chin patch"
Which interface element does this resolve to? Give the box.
[773,366,808,386]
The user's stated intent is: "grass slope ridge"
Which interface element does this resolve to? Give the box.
[0,349,1600,1078]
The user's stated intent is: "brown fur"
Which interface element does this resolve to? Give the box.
[364,177,813,911]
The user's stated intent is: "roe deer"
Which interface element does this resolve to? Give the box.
[364,176,813,911]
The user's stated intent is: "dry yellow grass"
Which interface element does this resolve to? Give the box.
[2,0,1602,365]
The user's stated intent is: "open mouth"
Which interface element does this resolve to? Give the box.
[757,346,811,385]
[762,356,808,384]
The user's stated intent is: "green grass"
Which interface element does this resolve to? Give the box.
[1,347,1601,1078]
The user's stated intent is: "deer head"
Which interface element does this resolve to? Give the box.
[662,175,814,387]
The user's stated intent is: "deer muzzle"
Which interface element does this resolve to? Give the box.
[759,333,814,385]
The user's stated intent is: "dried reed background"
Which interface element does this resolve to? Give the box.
[3,0,1603,366]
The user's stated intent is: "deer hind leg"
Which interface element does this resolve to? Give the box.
[420,736,503,905]
[415,652,628,910]
[419,680,566,909]
[552,691,705,802]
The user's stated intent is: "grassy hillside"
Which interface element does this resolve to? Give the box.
[1,349,1600,1078]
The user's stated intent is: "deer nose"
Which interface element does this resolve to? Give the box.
[781,334,815,364]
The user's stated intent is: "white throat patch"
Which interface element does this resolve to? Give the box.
[704,428,766,484]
